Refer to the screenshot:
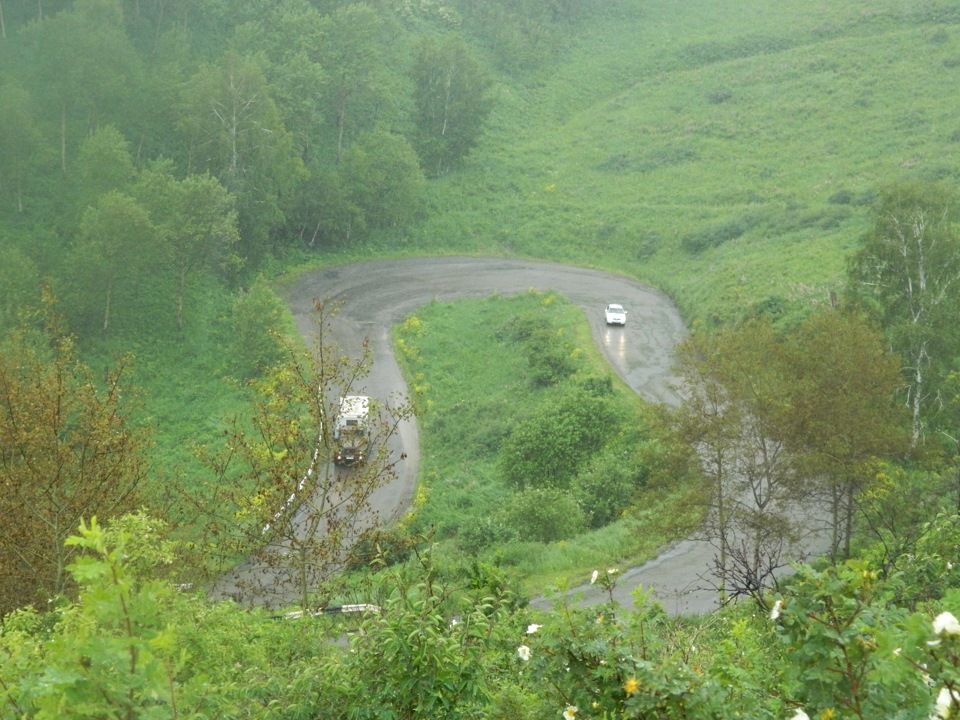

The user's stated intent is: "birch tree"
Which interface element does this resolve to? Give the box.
[0,81,48,215]
[848,182,960,444]
[18,0,141,174]
[73,191,157,339]
[179,50,302,255]
[71,124,136,217]
[413,34,494,176]
[317,4,404,165]
[135,163,239,332]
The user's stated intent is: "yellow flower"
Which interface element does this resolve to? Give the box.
[624,677,640,695]
[819,709,836,720]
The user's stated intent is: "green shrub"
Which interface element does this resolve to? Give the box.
[828,188,854,205]
[229,275,287,378]
[573,444,650,529]
[495,487,585,542]
[459,515,520,550]
[499,388,620,490]
[576,373,614,398]
[706,86,734,104]
[497,303,579,386]
[680,218,749,254]
[526,327,577,386]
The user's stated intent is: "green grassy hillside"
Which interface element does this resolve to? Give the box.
[408,0,960,326]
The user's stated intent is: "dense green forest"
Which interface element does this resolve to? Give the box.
[5,0,960,717]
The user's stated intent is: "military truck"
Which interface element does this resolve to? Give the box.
[334,395,370,465]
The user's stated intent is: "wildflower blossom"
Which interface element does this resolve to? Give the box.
[934,687,960,719]
[624,677,639,695]
[562,705,578,720]
[608,568,619,575]
[527,624,541,634]
[789,709,809,720]
[517,645,531,662]
[591,570,599,585]
[933,612,960,637]
[770,599,783,620]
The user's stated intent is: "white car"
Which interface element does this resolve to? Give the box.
[604,304,627,326]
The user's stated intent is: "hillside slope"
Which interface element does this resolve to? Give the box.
[414,0,960,326]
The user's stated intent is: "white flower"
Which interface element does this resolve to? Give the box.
[562,706,578,720]
[789,710,809,720]
[590,570,599,585]
[527,623,541,634]
[934,687,960,719]
[607,568,619,575]
[517,645,531,662]
[770,599,783,621]
[933,612,960,636]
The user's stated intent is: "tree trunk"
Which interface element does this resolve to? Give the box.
[830,478,841,561]
[336,87,348,164]
[177,266,186,332]
[102,280,112,340]
[910,348,925,445]
[843,483,854,559]
[711,449,730,598]
[60,102,67,174]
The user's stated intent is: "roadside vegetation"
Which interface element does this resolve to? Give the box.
[2,0,960,717]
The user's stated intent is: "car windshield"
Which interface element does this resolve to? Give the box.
[607,306,623,313]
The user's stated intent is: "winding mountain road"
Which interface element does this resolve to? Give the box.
[281,257,732,615]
